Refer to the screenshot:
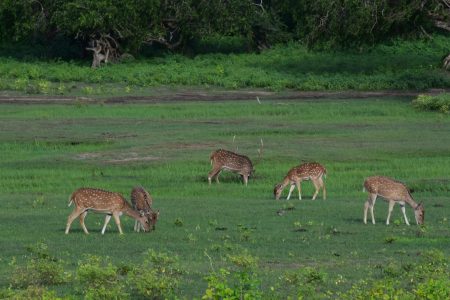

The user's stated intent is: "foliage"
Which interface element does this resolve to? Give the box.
[0,36,449,92]
[282,267,328,299]
[128,250,183,299]
[203,251,262,299]
[10,242,68,288]
[0,286,63,300]
[0,0,448,56]
[76,255,129,300]
[412,93,450,113]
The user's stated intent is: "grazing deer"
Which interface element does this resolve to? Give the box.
[65,188,150,235]
[208,149,254,186]
[363,176,424,225]
[131,186,159,232]
[274,162,327,200]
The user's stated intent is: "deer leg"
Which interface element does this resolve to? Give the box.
[364,194,376,224]
[101,215,112,235]
[79,211,89,234]
[311,179,320,200]
[286,184,296,200]
[243,174,249,186]
[399,202,410,226]
[65,208,84,234]
[134,220,138,232]
[216,171,221,183]
[319,177,326,200]
[208,167,221,185]
[112,213,123,234]
[295,181,302,200]
[386,200,395,225]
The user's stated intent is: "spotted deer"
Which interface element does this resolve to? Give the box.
[131,186,159,232]
[65,188,150,235]
[208,149,254,186]
[363,176,424,225]
[274,162,327,200]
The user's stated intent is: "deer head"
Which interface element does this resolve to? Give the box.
[414,202,425,225]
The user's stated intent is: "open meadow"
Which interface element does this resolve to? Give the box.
[0,98,449,298]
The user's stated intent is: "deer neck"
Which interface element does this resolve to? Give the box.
[405,193,419,209]
[122,203,142,220]
[281,176,291,189]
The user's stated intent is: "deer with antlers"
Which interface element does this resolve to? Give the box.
[131,186,159,232]
[208,139,263,186]
[65,188,150,235]
[274,162,327,200]
[363,176,424,225]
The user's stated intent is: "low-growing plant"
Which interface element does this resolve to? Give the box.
[76,255,129,300]
[10,242,68,288]
[0,285,62,300]
[282,267,328,299]
[203,251,262,299]
[412,93,450,113]
[128,250,183,299]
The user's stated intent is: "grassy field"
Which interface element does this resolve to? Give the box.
[0,35,450,96]
[0,98,449,298]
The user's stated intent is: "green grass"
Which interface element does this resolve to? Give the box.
[0,35,449,96]
[0,98,449,298]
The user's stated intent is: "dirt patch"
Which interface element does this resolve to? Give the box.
[75,151,160,163]
[1,88,449,104]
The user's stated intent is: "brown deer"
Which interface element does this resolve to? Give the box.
[274,162,327,200]
[363,176,424,225]
[131,186,159,232]
[65,188,150,235]
[208,149,254,186]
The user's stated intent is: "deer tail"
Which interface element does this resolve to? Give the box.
[68,194,74,207]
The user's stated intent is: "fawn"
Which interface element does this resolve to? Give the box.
[208,149,254,186]
[65,188,150,234]
[274,162,327,200]
[363,176,424,225]
[131,186,159,232]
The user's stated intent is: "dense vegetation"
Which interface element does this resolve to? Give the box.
[0,36,449,95]
[0,99,449,298]
[413,93,450,113]
[0,0,449,58]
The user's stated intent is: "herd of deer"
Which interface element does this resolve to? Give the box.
[65,148,424,235]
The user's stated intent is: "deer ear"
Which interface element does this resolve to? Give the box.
[416,202,423,209]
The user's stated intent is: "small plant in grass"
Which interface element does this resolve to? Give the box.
[203,250,262,299]
[10,242,68,288]
[282,267,328,299]
[174,218,184,227]
[0,285,62,300]
[76,255,129,300]
[412,93,450,113]
[129,250,183,299]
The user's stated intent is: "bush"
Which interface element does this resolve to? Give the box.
[10,242,68,288]
[76,255,129,300]
[128,250,183,299]
[0,286,62,300]
[203,251,262,300]
[412,93,450,113]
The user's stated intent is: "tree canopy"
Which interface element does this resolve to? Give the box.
[0,0,448,58]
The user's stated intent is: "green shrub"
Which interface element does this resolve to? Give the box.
[76,255,129,300]
[415,277,450,299]
[203,251,262,300]
[282,267,328,299]
[412,93,450,113]
[128,250,183,299]
[0,286,62,300]
[10,243,68,288]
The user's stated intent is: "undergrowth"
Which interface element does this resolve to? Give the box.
[412,93,450,113]
[4,243,449,299]
[0,35,449,95]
